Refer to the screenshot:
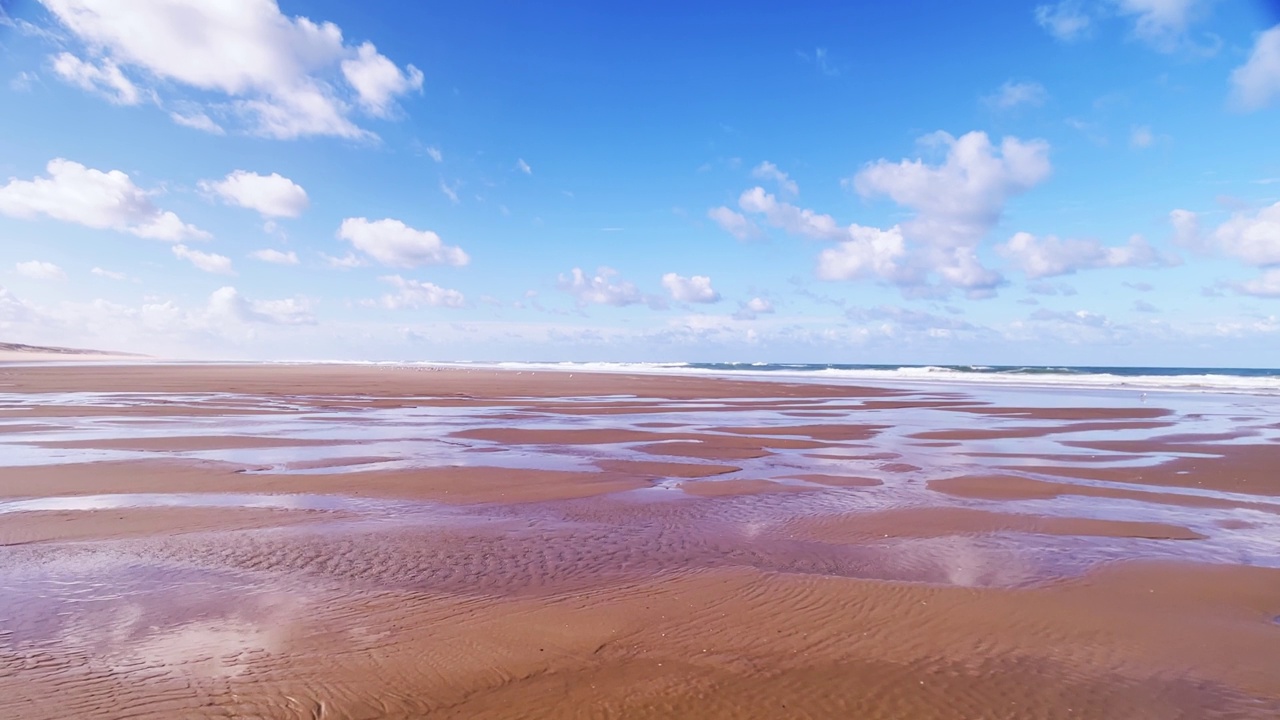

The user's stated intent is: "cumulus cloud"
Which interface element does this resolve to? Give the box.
[843,130,1051,296]
[558,267,644,307]
[1230,25,1280,111]
[200,170,309,217]
[1035,1,1092,41]
[815,224,909,282]
[729,134,1045,297]
[15,260,66,280]
[39,0,422,139]
[739,186,918,286]
[249,248,299,265]
[750,161,798,195]
[853,131,1050,246]
[1211,201,1280,266]
[173,245,234,275]
[340,41,424,117]
[724,132,1047,298]
[1174,202,1280,266]
[707,206,762,241]
[337,217,468,268]
[50,52,142,104]
[985,80,1048,109]
[0,158,208,241]
[661,273,721,303]
[739,186,847,239]
[733,296,775,320]
[376,275,465,309]
[998,231,1176,278]
[208,286,315,324]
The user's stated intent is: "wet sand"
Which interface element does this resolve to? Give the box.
[2,363,1279,719]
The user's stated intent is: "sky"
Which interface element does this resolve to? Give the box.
[1,0,1279,366]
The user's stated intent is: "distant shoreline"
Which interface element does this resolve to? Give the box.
[0,342,150,364]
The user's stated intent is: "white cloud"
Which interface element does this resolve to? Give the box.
[750,161,798,195]
[1173,203,1280,267]
[852,131,1050,248]
[376,275,465,309]
[50,52,141,104]
[1035,1,1092,41]
[91,267,127,281]
[200,170,309,217]
[208,286,315,324]
[169,110,226,134]
[733,296,775,320]
[661,273,721,303]
[998,231,1175,278]
[173,244,234,275]
[1234,268,1280,297]
[39,0,420,139]
[0,158,208,241]
[739,187,842,239]
[15,260,66,281]
[439,178,460,204]
[340,41,423,117]
[321,252,364,269]
[1230,25,1280,111]
[558,267,643,307]
[516,158,532,175]
[1113,0,1207,51]
[337,217,468,268]
[1211,201,1280,266]
[986,80,1048,109]
[727,131,1046,297]
[424,145,443,163]
[815,224,909,282]
[848,130,1050,295]
[249,248,299,265]
[707,206,762,241]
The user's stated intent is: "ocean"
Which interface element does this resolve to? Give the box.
[444,361,1280,395]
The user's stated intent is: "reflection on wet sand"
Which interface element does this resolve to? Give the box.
[1,363,1279,718]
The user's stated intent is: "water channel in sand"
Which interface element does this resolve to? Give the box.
[2,366,1279,718]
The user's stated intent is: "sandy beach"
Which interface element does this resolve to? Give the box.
[1,363,1279,719]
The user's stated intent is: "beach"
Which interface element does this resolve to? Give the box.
[1,362,1278,719]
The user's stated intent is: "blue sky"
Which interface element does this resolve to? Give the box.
[1,0,1279,365]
